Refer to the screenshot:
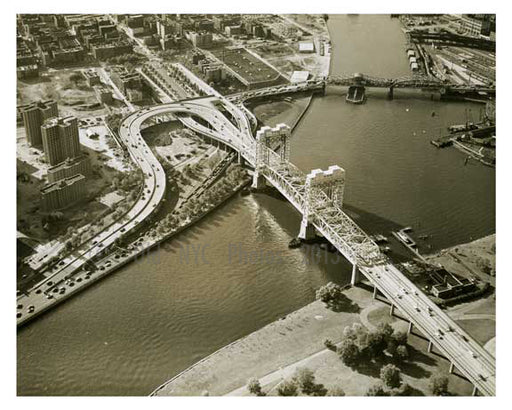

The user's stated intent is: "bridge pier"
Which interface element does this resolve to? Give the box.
[350,263,360,286]
[372,285,378,299]
[298,218,316,240]
[407,322,413,334]
[389,303,395,316]
[427,340,433,353]
[449,362,455,374]
[251,172,266,190]
[387,86,394,100]
[472,386,478,396]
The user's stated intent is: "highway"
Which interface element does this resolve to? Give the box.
[16,96,254,326]
[16,82,496,395]
[361,263,496,396]
[17,108,167,326]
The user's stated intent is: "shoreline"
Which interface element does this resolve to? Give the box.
[151,233,495,396]
[17,175,251,328]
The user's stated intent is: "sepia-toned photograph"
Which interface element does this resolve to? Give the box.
[13,2,500,401]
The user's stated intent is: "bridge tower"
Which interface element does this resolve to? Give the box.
[299,165,346,240]
[251,123,291,189]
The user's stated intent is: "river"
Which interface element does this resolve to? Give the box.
[17,14,495,396]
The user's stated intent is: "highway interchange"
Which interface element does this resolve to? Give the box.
[16,79,495,395]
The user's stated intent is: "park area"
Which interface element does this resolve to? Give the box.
[153,284,479,397]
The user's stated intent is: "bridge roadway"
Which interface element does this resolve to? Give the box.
[226,75,494,105]
[16,95,496,395]
[118,96,497,395]
[16,96,255,327]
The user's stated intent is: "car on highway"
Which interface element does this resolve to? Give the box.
[28,305,35,313]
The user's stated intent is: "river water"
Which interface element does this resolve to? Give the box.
[17,15,495,396]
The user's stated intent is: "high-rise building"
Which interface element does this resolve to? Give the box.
[40,174,86,211]
[47,155,90,183]
[18,100,58,146]
[41,116,81,166]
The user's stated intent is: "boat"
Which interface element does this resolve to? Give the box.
[288,237,302,249]
[346,85,366,104]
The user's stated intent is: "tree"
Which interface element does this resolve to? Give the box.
[365,383,389,396]
[365,329,388,359]
[476,256,492,275]
[429,373,449,396]
[247,378,264,396]
[316,282,344,306]
[337,339,360,367]
[380,364,401,389]
[327,386,346,396]
[395,345,409,363]
[292,367,318,395]
[324,338,336,351]
[277,380,298,396]
[392,330,408,346]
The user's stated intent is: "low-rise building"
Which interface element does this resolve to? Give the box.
[299,41,315,53]
[17,64,39,79]
[91,40,133,60]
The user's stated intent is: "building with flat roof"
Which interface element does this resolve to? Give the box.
[290,70,310,83]
[41,116,81,166]
[299,41,315,53]
[47,155,90,183]
[40,174,86,211]
[82,69,101,86]
[110,66,142,95]
[94,85,113,104]
[18,100,59,147]
[188,31,213,48]
[91,40,133,60]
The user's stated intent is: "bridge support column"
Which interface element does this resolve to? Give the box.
[351,264,360,286]
[449,362,455,374]
[372,285,378,299]
[427,340,433,353]
[472,386,478,396]
[298,218,316,240]
[389,303,395,316]
[251,172,266,190]
[388,87,394,100]
[237,152,245,166]
[407,322,413,334]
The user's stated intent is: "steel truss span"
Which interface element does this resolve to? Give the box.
[18,92,496,395]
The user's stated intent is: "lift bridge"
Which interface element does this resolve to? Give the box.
[226,74,494,105]
[241,123,495,396]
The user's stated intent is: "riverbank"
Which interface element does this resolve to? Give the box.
[151,233,495,396]
[151,284,476,396]
[17,162,251,328]
[250,93,314,131]
[426,234,495,286]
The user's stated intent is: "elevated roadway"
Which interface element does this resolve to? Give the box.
[16,88,496,396]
